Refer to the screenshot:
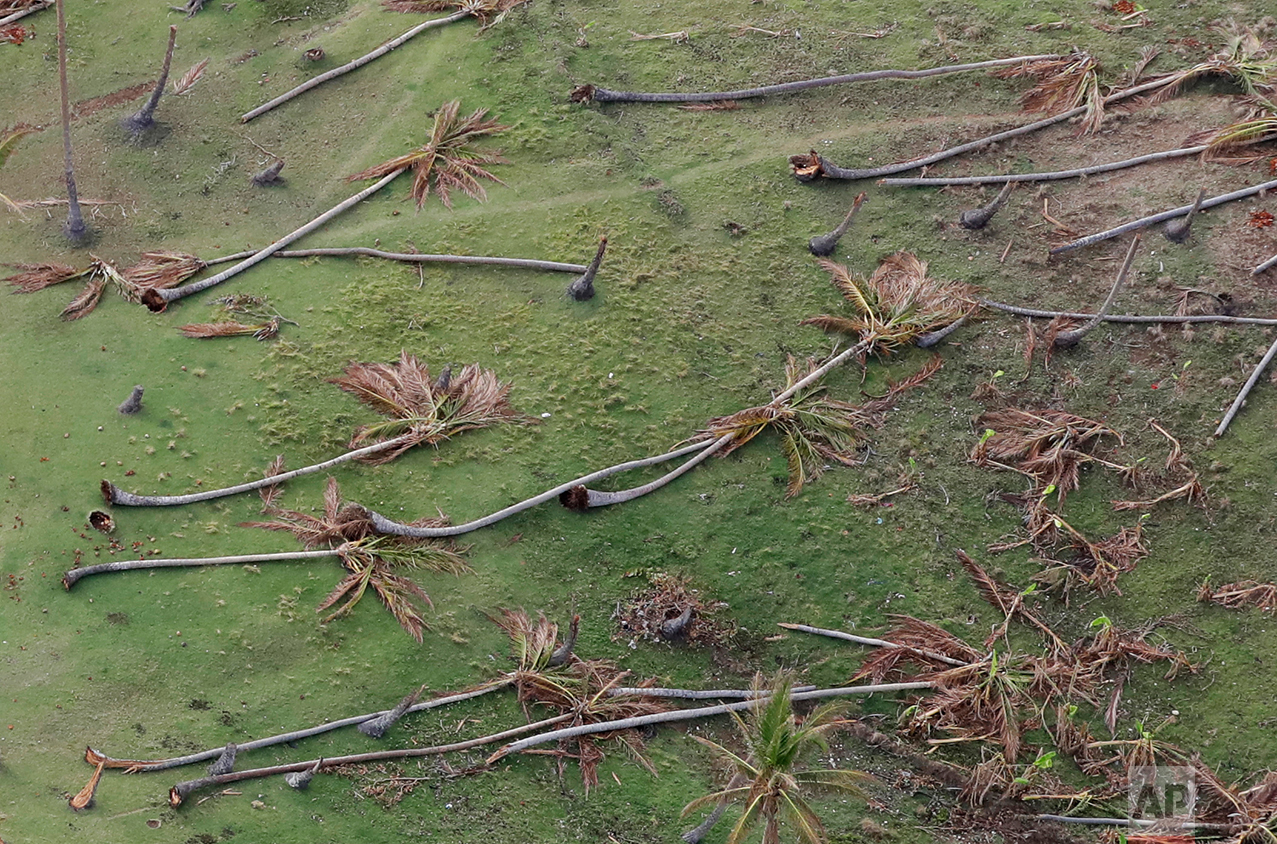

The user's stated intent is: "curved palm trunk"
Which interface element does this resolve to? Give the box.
[240,10,470,122]
[168,712,574,806]
[102,432,417,508]
[1162,187,1205,243]
[571,54,1060,104]
[1052,235,1140,348]
[808,192,866,257]
[62,548,338,590]
[1050,178,1277,255]
[143,168,406,310]
[1214,334,1277,439]
[89,681,509,772]
[683,773,747,844]
[958,181,1014,229]
[365,439,718,538]
[566,237,606,301]
[486,682,934,762]
[914,315,968,348]
[880,145,1208,186]
[56,0,87,244]
[979,298,1277,326]
[566,339,872,509]
[123,26,177,134]
[203,246,587,274]
[1254,253,1277,276]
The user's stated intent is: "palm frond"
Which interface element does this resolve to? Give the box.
[121,251,207,294]
[172,58,209,95]
[177,319,277,339]
[6,262,86,293]
[382,0,529,25]
[59,275,107,321]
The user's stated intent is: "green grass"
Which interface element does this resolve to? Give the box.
[4,0,1277,841]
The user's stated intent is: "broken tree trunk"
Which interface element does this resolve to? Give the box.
[201,246,588,274]
[777,622,968,666]
[570,54,1060,104]
[62,548,339,590]
[56,0,87,244]
[978,299,1277,326]
[102,432,417,507]
[1050,178,1277,255]
[566,237,606,301]
[143,168,406,310]
[1254,253,1277,276]
[1163,187,1206,243]
[878,145,1208,187]
[364,439,719,539]
[241,10,470,122]
[1051,235,1140,348]
[123,26,177,135]
[959,181,1014,229]
[1214,334,1277,438]
[808,192,866,257]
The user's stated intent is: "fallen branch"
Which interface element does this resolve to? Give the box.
[241,10,470,122]
[169,712,574,806]
[1051,178,1277,255]
[486,682,934,762]
[878,145,1207,186]
[366,439,719,538]
[89,681,509,772]
[201,246,587,274]
[570,54,1060,104]
[143,168,406,310]
[605,685,817,700]
[62,548,338,590]
[1253,253,1277,276]
[777,622,968,666]
[102,433,418,507]
[1214,332,1277,438]
[978,299,1277,326]
[0,0,51,27]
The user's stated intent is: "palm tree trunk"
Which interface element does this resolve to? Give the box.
[777,622,968,666]
[91,680,510,772]
[62,548,338,590]
[1214,334,1277,439]
[1050,178,1277,255]
[879,145,1208,187]
[486,681,934,762]
[124,25,177,133]
[682,773,747,844]
[56,0,87,244]
[202,247,587,273]
[808,192,866,257]
[1051,235,1140,347]
[101,432,418,508]
[143,168,406,310]
[168,712,574,806]
[607,686,816,700]
[572,54,1061,104]
[1253,253,1277,276]
[978,298,1277,326]
[365,439,719,539]
[240,10,470,122]
[0,0,51,27]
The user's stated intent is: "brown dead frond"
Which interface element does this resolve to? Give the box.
[59,274,107,321]
[347,100,509,209]
[904,651,1040,761]
[1032,523,1148,596]
[612,571,735,647]
[5,262,85,293]
[956,550,1067,651]
[178,318,279,340]
[972,408,1122,503]
[258,454,286,512]
[852,615,982,683]
[331,353,528,465]
[382,0,529,26]
[172,59,209,95]
[1199,579,1277,612]
[121,251,207,296]
[994,51,1104,131]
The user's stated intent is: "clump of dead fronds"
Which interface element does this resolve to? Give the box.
[178,318,280,341]
[5,262,86,293]
[612,571,735,647]
[802,253,978,356]
[1198,579,1277,612]
[119,251,206,300]
[347,100,509,209]
[331,353,528,465]
[382,0,530,27]
[994,51,1105,133]
[242,477,470,641]
[1147,23,1277,105]
[487,609,670,791]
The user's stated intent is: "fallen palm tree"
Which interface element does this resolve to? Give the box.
[1050,178,1277,255]
[569,53,1061,104]
[978,299,1277,326]
[808,191,865,257]
[122,25,177,136]
[144,101,508,310]
[1214,334,1277,438]
[1050,235,1140,348]
[878,144,1209,187]
[241,0,528,122]
[103,354,526,506]
[198,245,587,274]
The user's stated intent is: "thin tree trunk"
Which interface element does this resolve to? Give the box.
[570,339,873,509]
[143,168,406,310]
[791,74,1182,183]
[124,25,177,134]
[1214,333,1277,438]
[958,180,1014,229]
[1051,235,1140,347]
[1032,814,1226,830]
[1162,187,1205,243]
[0,0,51,27]
[878,145,1208,186]
[486,682,935,762]
[1254,253,1277,276]
[572,54,1061,104]
[241,10,470,123]
[606,686,817,700]
[914,315,968,348]
[62,548,338,590]
[682,773,747,844]
[168,712,574,806]
[102,432,418,508]
[978,298,1277,326]
[203,247,587,273]
[56,0,86,244]
[1050,178,1277,255]
[777,622,968,666]
[808,192,866,257]
[566,236,606,301]
[365,440,719,539]
[91,681,510,772]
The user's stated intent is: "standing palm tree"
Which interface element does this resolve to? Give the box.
[681,677,870,844]
[55,0,87,243]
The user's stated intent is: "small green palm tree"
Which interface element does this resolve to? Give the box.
[682,677,870,844]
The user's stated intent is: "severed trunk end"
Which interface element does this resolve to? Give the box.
[206,743,237,776]
[252,159,285,187]
[567,237,607,301]
[560,485,591,512]
[117,385,144,415]
[959,181,1014,230]
[789,150,828,182]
